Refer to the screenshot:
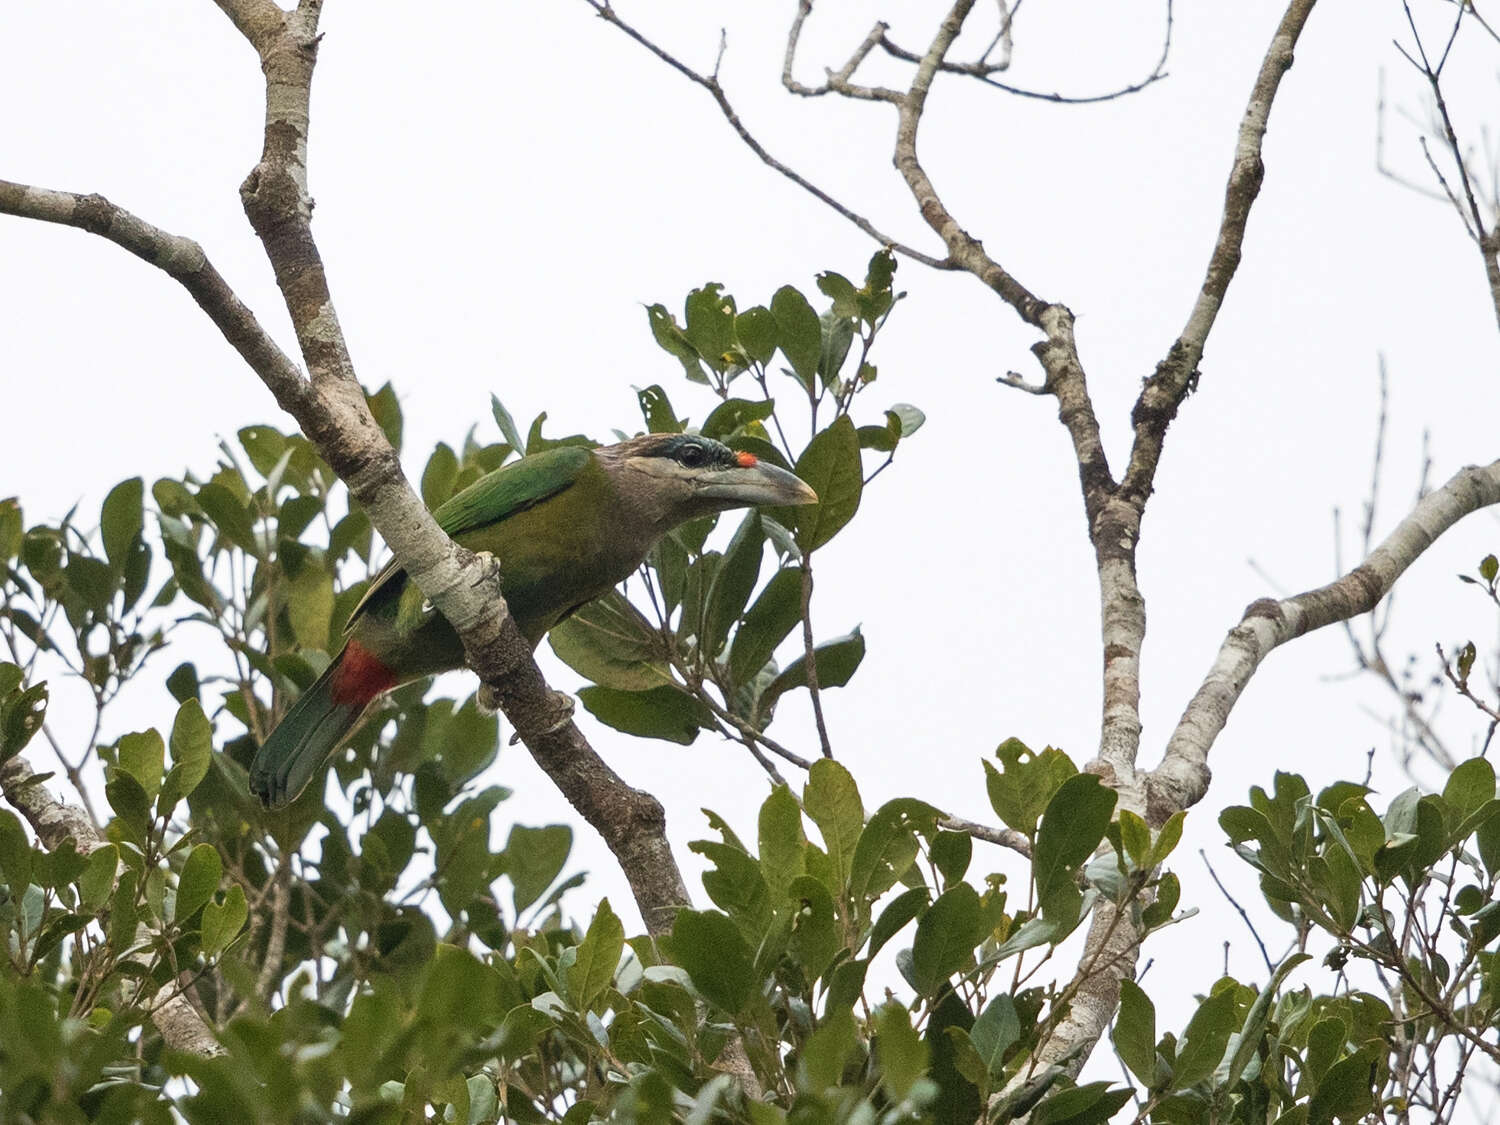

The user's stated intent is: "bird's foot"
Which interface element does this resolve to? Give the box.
[469,549,500,588]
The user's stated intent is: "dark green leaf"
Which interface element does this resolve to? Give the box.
[816,272,860,318]
[911,883,982,995]
[577,684,712,745]
[175,843,221,923]
[770,286,822,390]
[758,784,807,898]
[1170,987,1236,1091]
[803,758,864,894]
[704,512,763,658]
[646,304,708,384]
[548,591,673,691]
[366,382,404,451]
[507,824,573,914]
[672,909,756,1013]
[165,699,212,805]
[760,628,865,720]
[786,875,840,980]
[801,1007,856,1091]
[867,886,928,958]
[1114,979,1157,1087]
[728,566,803,685]
[702,397,776,440]
[735,307,779,366]
[984,738,1076,837]
[118,730,164,802]
[875,1001,929,1102]
[421,442,459,509]
[0,681,47,765]
[792,416,862,552]
[490,394,527,455]
[1034,774,1117,914]
[636,384,683,433]
[568,899,625,1012]
[100,478,143,573]
[684,284,737,373]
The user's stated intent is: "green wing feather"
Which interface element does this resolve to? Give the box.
[345,446,593,629]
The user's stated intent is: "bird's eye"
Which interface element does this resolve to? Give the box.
[679,444,706,468]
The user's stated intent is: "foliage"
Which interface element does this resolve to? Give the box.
[3,254,1499,1122]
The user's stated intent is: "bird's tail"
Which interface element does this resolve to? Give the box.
[249,641,394,808]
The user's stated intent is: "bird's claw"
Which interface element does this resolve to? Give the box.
[470,549,500,588]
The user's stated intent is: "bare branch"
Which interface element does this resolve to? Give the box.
[0,755,225,1057]
[1150,459,1500,816]
[0,180,313,418]
[590,1,952,269]
[940,814,1032,858]
[878,0,1173,106]
[1121,0,1318,507]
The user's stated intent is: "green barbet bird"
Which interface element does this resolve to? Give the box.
[249,433,817,808]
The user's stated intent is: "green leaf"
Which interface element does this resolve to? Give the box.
[100,478,144,574]
[735,307,779,366]
[703,512,763,658]
[792,416,862,552]
[1149,810,1186,867]
[867,886,928,958]
[1218,953,1310,1090]
[786,875,840,980]
[770,286,822,390]
[1034,774,1117,914]
[672,909,756,1013]
[175,843,221,923]
[568,899,625,1013]
[366,382,404,451]
[817,311,855,390]
[195,481,258,554]
[636,384,683,433]
[0,681,47,765]
[165,699,212,804]
[801,1006,856,1092]
[284,556,334,651]
[1031,1082,1133,1125]
[1118,810,1151,867]
[803,759,864,895]
[816,272,860,317]
[1444,756,1495,824]
[694,839,772,933]
[1170,986,1237,1091]
[577,684,711,745]
[728,566,803,685]
[876,1001,929,1102]
[1114,980,1157,1087]
[849,798,938,906]
[201,883,247,957]
[760,628,865,719]
[983,738,1076,837]
[1305,1046,1379,1125]
[490,394,527,455]
[78,844,118,910]
[758,784,807,898]
[911,884,982,995]
[118,730,165,802]
[684,284,737,373]
[0,809,32,889]
[646,304,708,384]
[104,770,150,844]
[507,824,573,914]
[888,402,925,437]
[238,424,286,477]
[548,591,673,691]
[970,993,1022,1080]
[702,397,777,441]
[421,442,459,509]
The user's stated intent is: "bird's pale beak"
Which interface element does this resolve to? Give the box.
[699,460,818,507]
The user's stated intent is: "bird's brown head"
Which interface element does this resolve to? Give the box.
[597,433,817,527]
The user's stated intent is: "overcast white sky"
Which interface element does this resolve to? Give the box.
[3,0,1499,1059]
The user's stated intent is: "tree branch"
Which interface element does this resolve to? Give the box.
[1149,458,1500,816]
[1121,0,1318,507]
[0,755,226,1057]
[205,0,694,936]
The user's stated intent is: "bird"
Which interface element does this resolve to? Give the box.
[248,432,817,808]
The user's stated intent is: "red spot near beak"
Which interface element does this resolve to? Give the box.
[735,451,759,468]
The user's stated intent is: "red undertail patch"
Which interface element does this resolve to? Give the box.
[331,640,397,706]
